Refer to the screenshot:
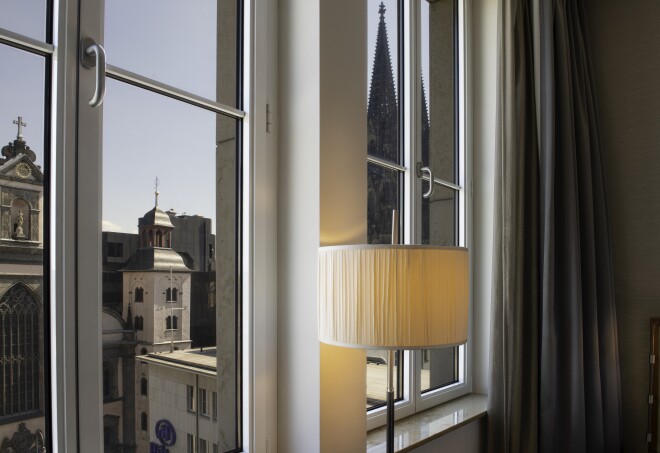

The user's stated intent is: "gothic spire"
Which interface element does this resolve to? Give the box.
[367,1,398,163]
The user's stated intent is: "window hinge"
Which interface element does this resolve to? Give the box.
[651,354,656,364]
[650,394,655,405]
[266,103,272,133]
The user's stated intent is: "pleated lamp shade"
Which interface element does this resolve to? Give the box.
[318,245,469,349]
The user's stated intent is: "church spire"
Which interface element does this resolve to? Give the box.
[367,1,398,163]
[154,176,160,207]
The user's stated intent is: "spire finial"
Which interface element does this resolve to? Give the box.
[13,116,27,140]
[154,176,160,207]
[379,2,386,19]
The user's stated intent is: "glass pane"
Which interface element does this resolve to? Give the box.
[420,0,456,183]
[0,0,48,43]
[101,79,239,452]
[421,184,458,393]
[367,0,400,165]
[367,163,401,245]
[0,44,48,446]
[366,351,401,410]
[421,184,455,246]
[105,0,239,106]
[421,347,457,392]
[366,0,403,412]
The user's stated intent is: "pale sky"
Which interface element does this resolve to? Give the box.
[1,0,429,233]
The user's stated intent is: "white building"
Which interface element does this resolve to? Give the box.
[137,348,220,453]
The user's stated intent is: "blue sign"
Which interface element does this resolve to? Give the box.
[150,443,169,453]
[155,419,177,446]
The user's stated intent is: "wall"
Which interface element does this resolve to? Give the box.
[278,0,321,450]
[584,1,660,451]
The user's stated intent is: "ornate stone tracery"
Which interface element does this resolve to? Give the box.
[0,284,42,419]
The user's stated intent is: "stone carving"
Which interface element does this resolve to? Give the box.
[2,189,38,210]
[30,214,39,242]
[14,210,25,239]
[1,209,10,239]
[0,423,46,453]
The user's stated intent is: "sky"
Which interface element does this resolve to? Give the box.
[1,0,429,234]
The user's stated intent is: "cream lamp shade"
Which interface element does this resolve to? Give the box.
[318,245,469,349]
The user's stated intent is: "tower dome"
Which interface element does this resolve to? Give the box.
[138,179,175,248]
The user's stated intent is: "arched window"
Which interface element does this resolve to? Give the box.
[172,315,178,330]
[166,287,178,302]
[134,315,140,330]
[140,377,148,396]
[0,283,41,417]
[141,412,148,431]
[166,316,172,330]
[140,347,148,355]
[138,316,144,330]
[134,287,144,302]
[148,230,154,246]
[156,230,163,247]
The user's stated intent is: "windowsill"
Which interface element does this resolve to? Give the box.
[366,393,487,452]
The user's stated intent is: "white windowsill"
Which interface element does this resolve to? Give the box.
[366,393,487,452]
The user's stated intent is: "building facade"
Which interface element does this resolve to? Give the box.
[0,122,47,450]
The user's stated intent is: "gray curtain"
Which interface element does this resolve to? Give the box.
[489,1,623,452]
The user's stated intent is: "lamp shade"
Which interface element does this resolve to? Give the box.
[318,245,469,349]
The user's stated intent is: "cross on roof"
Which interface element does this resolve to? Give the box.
[13,116,27,140]
[379,2,386,18]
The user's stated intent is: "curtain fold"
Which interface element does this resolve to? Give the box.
[489,0,623,452]
[488,0,539,451]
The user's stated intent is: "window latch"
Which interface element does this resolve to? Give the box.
[416,162,434,199]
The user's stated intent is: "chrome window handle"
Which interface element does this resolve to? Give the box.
[417,163,434,199]
[80,38,106,107]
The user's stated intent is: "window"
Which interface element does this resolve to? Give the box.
[165,316,171,330]
[199,438,208,453]
[199,388,208,416]
[140,377,147,396]
[103,362,111,399]
[366,0,469,428]
[0,284,43,418]
[140,412,147,432]
[165,287,178,302]
[187,433,195,453]
[107,242,123,258]
[1,0,266,449]
[187,385,195,412]
[212,391,218,419]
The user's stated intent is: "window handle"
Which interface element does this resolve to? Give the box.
[80,38,106,108]
[417,163,434,199]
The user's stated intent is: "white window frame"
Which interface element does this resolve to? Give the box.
[42,0,277,450]
[366,0,472,430]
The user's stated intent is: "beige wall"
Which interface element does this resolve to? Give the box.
[584,1,660,451]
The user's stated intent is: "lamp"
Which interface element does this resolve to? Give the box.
[318,244,468,453]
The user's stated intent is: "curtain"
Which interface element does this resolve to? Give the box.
[489,0,623,452]
[489,0,539,451]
